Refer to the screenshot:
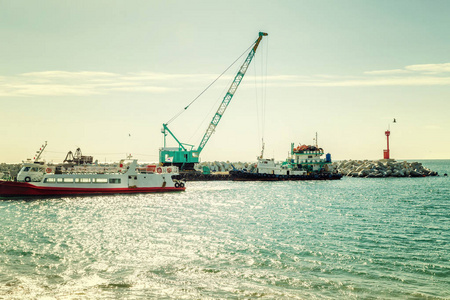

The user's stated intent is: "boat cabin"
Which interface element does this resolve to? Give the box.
[17,161,48,182]
[257,158,307,176]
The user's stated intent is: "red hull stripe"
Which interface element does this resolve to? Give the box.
[0,181,185,197]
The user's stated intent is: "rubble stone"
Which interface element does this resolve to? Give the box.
[332,159,438,178]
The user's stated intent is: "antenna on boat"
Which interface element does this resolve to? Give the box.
[313,132,318,148]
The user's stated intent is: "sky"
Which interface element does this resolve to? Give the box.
[1,0,449,164]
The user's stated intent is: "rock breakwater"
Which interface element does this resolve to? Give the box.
[195,161,251,172]
[333,159,438,178]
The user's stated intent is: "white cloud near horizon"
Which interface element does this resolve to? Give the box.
[0,71,178,97]
[406,63,450,74]
[365,62,450,75]
[269,75,450,87]
[1,62,450,97]
[364,69,411,75]
[21,71,119,78]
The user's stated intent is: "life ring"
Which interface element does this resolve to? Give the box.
[175,182,180,188]
[24,176,31,182]
[157,167,163,174]
[167,168,172,173]
[46,168,52,173]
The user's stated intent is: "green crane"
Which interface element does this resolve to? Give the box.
[160,32,268,170]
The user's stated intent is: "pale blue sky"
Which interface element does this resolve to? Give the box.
[1,0,449,163]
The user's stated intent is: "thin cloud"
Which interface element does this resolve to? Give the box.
[365,63,450,76]
[267,62,450,87]
[1,83,103,96]
[123,72,209,81]
[259,73,450,87]
[1,64,450,97]
[110,86,170,93]
[405,63,450,74]
[283,76,450,87]
[364,69,411,75]
[0,71,175,97]
[21,71,119,78]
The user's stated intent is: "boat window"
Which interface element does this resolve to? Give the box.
[63,178,74,183]
[76,178,91,183]
[30,167,39,172]
[93,178,108,183]
[22,167,31,172]
[109,178,121,184]
[44,178,55,183]
[57,178,63,183]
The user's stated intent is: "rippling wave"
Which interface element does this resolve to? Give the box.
[1,160,449,299]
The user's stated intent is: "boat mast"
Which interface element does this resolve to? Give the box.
[259,139,265,159]
[34,141,47,162]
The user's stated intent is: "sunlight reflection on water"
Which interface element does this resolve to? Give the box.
[1,165,449,298]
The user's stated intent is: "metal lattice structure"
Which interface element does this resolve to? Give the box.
[160,32,268,170]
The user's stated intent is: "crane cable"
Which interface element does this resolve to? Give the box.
[165,41,256,125]
[263,36,269,146]
[254,36,269,153]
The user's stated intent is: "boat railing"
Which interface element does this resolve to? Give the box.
[298,159,328,164]
[137,166,179,174]
[63,166,124,174]
[58,165,179,175]
[293,150,324,155]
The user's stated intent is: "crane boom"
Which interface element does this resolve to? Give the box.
[159,32,268,170]
[197,32,268,153]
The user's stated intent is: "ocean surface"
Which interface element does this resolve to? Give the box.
[1,160,449,299]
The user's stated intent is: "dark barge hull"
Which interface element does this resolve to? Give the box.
[172,173,230,181]
[229,170,343,181]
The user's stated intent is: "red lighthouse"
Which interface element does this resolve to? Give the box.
[383,130,390,159]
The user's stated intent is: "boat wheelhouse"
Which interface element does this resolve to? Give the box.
[285,143,333,173]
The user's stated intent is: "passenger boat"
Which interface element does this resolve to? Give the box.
[0,143,185,197]
[229,142,342,181]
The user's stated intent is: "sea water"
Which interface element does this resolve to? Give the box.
[1,160,449,299]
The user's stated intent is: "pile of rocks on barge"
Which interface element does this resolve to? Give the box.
[332,159,438,178]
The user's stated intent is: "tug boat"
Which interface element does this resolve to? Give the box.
[229,142,342,181]
[0,143,186,197]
